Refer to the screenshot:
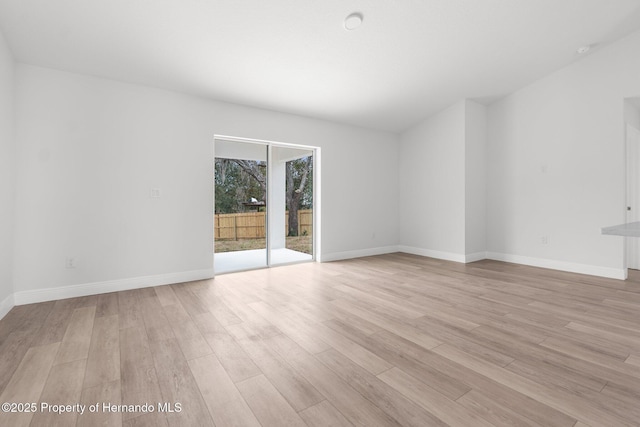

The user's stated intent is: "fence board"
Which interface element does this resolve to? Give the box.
[215,210,312,240]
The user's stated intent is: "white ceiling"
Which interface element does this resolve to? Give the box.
[1,0,640,132]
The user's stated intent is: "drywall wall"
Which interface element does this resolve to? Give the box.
[12,64,399,301]
[464,100,487,259]
[0,29,15,316]
[624,99,640,130]
[398,99,487,262]
[487,31,640,279]
[399,101,466,261]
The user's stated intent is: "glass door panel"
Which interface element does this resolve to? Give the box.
[214,139,268,273]
[269,146,314,266]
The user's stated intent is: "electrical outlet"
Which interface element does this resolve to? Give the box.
[150,188,162,198]
[65,257,77,269]
[541,236,549,245]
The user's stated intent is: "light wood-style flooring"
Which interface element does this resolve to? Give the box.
[1,253,640,426]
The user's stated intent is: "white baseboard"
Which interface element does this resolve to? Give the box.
[321,245,400,262]
[398,246,487,264]
[486,252,625,280]
[0,293,14,321]
[398,245,468,263]
[465,251,488,263]
[3,250,625,311]
[13,268,215,306]
[396,246,624,279]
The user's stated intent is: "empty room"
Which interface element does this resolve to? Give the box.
[1,1,640,426]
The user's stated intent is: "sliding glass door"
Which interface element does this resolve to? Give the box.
[213,137,316,274]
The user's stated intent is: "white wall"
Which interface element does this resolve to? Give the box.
[12,65,399,302]
[11,23,640,309]
[398,99,487,262]
[399,101,466,260]
[0,29,15,316]
[487,31,640,279]
[465,100,487,258]
[624,99,640,130]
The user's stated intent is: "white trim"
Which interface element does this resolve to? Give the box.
[214,134,318,151]
[13,268,214,306]
[314,147,322,262]
[0,293,14,320]
[321,245,399,262]
[398,245,467,263]
[211,138,216,279]
[486,252,625,280]
[266,143,272,267]
[465,251,487,263]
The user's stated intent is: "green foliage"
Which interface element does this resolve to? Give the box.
[286,156,313,210]
[215,159,266,213]
[215,156,312,217]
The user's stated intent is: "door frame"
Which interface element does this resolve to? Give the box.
[213,134,321,273]
[626,124,640,271]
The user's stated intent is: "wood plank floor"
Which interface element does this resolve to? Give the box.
[1,253,639,426]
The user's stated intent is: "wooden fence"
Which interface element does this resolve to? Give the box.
[214,210,312,240]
